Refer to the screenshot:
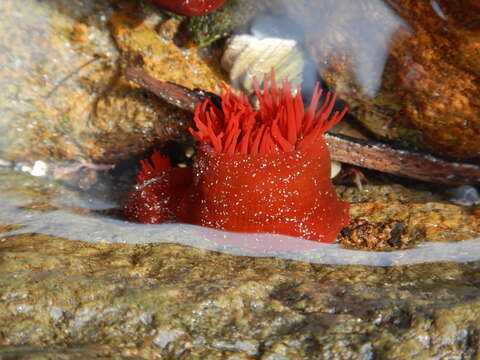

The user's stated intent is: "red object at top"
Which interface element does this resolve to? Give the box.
[124,72,350,243]
[152,0,227,16]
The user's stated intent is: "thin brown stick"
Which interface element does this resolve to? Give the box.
[125,67,480,186]
[324,133,480,185]
[126,68,206,112]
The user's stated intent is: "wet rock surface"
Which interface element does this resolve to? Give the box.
[1,228,480,359]
[0,0,225,164]
[0,0,117,163]
[0,170,479,359]
[338,183,480,249]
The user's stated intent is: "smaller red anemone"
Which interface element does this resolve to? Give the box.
[124,73,350,243]
[123,154,192,224]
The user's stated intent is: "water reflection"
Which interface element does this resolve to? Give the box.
[1,194,480,267]
[276,0,407,97]
[430,0,447,19]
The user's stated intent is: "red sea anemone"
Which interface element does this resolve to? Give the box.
[152,0,227,16]
[124,74,350,243]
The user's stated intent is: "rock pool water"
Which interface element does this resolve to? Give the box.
[2,187,480,266]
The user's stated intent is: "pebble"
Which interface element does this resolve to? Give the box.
[449,185,480,206]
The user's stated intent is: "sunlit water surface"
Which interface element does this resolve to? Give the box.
[1,193,479,267]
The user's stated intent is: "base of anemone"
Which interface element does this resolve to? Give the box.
[176,141,349,243]
[125,140,349,243]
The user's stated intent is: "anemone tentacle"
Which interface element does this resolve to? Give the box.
[190,72,348,155]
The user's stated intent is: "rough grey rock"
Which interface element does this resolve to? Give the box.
[0,216,480,359]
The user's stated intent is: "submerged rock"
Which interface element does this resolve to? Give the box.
[0,0,117,163]
[0,0,225,165]
[338,183,480,249]
[279,0,480,158]
[92,0,226,162]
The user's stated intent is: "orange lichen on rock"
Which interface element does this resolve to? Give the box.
[124,74,350,243]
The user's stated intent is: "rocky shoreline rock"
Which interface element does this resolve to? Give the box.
[1,233,480,359]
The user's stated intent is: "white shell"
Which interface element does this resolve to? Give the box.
[221,34,306,95]
[330,160,342,179]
